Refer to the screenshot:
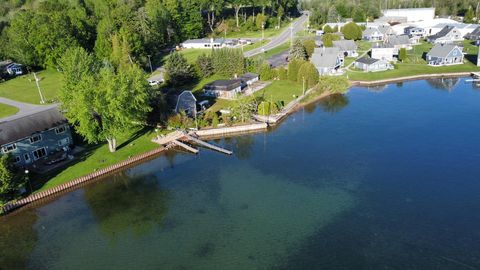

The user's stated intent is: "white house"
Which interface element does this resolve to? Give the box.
[404,26,426,38]
[371,43,395,61]
[426,44,464,66]
[354,57,394,72]
[181,38,236,49]
[363,28,384,41]
[427,26,464,44]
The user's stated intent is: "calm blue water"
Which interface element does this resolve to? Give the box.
[1,78,480,270]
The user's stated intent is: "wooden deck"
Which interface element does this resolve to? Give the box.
[152,130,233,155]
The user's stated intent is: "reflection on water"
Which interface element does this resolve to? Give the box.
[426,77,460,91]
[83,171,169,240]
[2,78,480,269]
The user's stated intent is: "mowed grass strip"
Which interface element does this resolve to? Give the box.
[0,103,19,118]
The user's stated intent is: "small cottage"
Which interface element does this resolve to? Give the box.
[426,44,464,66]
[332,40,358,57]
[465,26,480,41]
[0,106,73,167]
[175,91,197,117]
[354,57,393,72]
[363,27,384,41]
[204,79,243,99]
[385,34,412,54]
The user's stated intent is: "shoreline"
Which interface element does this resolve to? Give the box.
[349,72,472,87]
[0,72,473,215]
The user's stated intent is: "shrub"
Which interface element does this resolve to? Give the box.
[259,62,275,80]
[297,62,319,89]
[257,101,279,116]
[399,48,407,62]
[323,25,333,33]
[277,66,288,80]
[302,38,316,58]
[321,33,341,47]
[287,59,306,82]
[212,113,219,127]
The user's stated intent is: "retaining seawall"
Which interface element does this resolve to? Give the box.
[195,123,268,138]
[350,72,471,87]
[1,145,171,215]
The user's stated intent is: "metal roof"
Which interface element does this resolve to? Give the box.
[427,44,461,58]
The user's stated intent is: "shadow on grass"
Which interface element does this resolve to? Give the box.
[465,54,478,65]
[116,127,152,151]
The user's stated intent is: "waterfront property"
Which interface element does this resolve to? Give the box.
[333,40,358,57]
[354,57,393,72]
[426,44,464,66]
[363,27,385,41]
[311,47,344,75]
[203,79,243,99]
[3,79,480,270]
[427,26,463,44]
[0,106,73,167]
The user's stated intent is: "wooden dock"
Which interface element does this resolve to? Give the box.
[152,130,233,155]
[471,72,480,78]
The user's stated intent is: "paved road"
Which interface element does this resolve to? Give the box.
[0,97,57,122]
[244,13,309,58]
[268,50,290,68]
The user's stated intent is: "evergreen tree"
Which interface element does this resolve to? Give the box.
[289,39,308,60]
[297,62,319,88]
[287,59,306,82]
[465,6,475,23]
[321,33,341,47]
[323,24,333,33]
[327,6,340,23]
[196,53,214,77]
[165,52,194,85]
[303,38,316,58]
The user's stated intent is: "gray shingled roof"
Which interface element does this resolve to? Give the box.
[429,25,455,40]
[333,40,357,51]
[386,35,410,46]
[311,48,340,68]
[240,72,259,81]
[355,57,379,65]
[0,106,67,145]
[363,28,380,36]
[427,44,461,58]
[377,25,392,35]
[204,79,242,91]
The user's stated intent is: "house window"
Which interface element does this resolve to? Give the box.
[33,148,47,160]
[14,156,21,163]
[24,154,30,162]
[55,126,66,134]
[2,143,17,153]
[30,134,42,143]
[58,138,70,146]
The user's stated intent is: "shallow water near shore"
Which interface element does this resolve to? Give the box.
[2,78,480,270]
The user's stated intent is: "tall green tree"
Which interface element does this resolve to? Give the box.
[165,52,194,85]
[0,155,25,204]
[59,47,152,152]
[289,39,308,60]
[341,22,362,40]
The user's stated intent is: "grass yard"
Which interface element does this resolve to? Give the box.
[357,40,372,52]
[0,103,19,118]
[0,69,62,104]
[225,23,288,39]
[191,74,229,93]
[347,62,480,81]
[37,128,160,191]
[254,80,303,105]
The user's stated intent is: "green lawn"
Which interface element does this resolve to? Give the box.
[254,80,303,105]
[225,24,286,39]
[357,40,372,52]
[347,62,480,81]
[37,128,159,191]
[0,69,62,104]
[0,103,19,118]
[191,74,228,93]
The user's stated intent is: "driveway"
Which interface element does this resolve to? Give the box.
[244,13,309,57]
[0,97,58,121]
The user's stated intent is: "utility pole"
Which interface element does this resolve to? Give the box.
[33,72,45,104]
[262,22,265,43]
[302,76,306,96]
[147,55,153,73]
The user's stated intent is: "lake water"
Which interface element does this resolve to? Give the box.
[2,78,480,270]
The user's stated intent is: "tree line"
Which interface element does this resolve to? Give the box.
[0,0,299,69]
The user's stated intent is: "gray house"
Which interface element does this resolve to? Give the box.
[0,106,73,167]
[354,57,393,72]
[427,26,463,44]
[385,34,412,54]
[175,91,197,117]
[333,40,358,57]
[363,27,384,41]
[311,47,344,75]
[204,79,243,99]
[465,26,480,41]
[426,44,464,66]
